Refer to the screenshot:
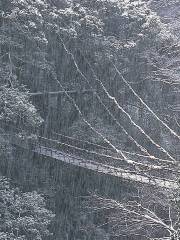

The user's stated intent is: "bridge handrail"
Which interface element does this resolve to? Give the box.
[52,132,113,151]
[9,134,178,189]
[37,136,177,171]
[37,145,177,186]
[51,134,177,164]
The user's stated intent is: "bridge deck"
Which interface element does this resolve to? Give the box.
[32,145,178,190]
[10,134,178,190]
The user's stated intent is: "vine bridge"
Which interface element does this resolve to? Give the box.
[11,133,179,190]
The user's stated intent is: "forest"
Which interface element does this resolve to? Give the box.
[0,0,180,239]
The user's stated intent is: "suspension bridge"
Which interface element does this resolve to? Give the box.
[11,134,179,190]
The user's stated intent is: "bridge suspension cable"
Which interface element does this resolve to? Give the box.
[56,34,176,163]
[57,34,152,159]
[50,64,126,160]
[52,133,176,164]
[31,144,179,189]
[53,132,114,151]
[10,134,178,189]
[38,136,178,174]
[112,62,180,141]
[79,50,177,162]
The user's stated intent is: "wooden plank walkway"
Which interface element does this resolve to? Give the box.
[33,145,178,190]
[11,135,178,189]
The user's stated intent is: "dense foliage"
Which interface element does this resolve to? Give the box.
[1,0,179,147]
[0,0,45,132]
[0,176,54,240]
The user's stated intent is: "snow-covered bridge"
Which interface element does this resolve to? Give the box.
[11,135,178,190]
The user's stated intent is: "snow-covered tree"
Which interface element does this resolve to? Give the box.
[84,186,180,240]
[0,176,54,240]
